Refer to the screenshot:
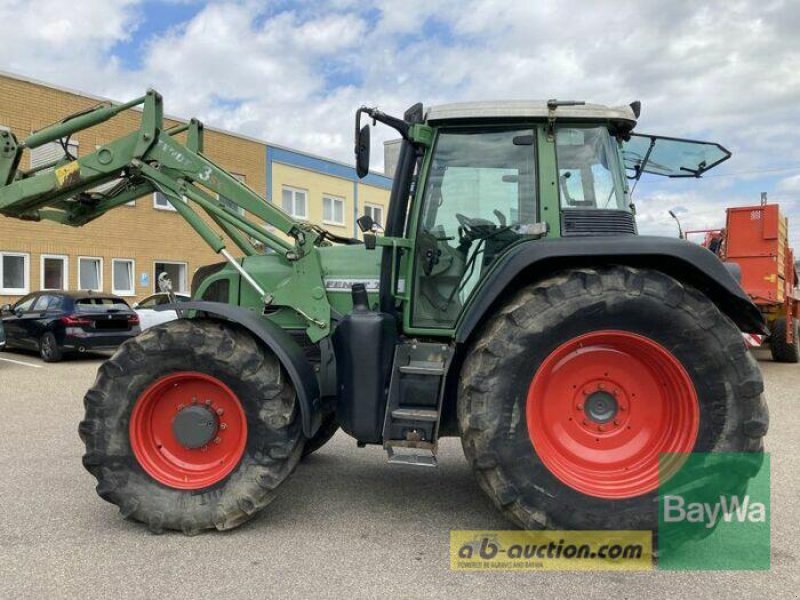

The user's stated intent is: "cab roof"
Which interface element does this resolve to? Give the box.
[425,100,638,127]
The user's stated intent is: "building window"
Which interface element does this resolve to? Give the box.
[112,259,135,296]
[154,261,188,294]
[29,139,79,171]
[154,190,189,210]
[322,195,345,226]
[41,254,68,290]
[281,186,307,219]
[78,256,103,292]
[218,173,246,216]
[364,204,384,228]
[153,191,176,211]
[0,252,30,295]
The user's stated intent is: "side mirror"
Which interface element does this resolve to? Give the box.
[132,302,140,309]
[0,303,11,314]
[355,124,371,179]
[357,214,375,233]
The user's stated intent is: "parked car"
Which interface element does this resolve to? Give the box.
[0,291,141,362]
[133,292,191,330]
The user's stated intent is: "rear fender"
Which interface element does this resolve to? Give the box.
[156,301,321,437]
[456,236,768,344]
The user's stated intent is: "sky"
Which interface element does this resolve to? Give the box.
[1,0,799,245]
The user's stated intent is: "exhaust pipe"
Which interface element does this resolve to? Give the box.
[77,345,87,353]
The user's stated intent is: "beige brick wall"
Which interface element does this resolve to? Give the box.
[0,74,387,307]
[0,74,272,305]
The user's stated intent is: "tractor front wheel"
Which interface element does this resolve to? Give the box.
[770,316,800,363]
[79,319,304,534]
[458,266,768,532]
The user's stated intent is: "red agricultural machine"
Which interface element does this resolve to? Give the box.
[685,199,799,362]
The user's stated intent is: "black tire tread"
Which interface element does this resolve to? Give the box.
[770,316,800,363]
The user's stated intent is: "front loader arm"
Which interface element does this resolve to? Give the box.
[0,89,332,341]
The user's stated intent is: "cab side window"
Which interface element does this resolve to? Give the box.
[556,126,625,210]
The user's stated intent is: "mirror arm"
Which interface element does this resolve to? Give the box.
[356,106,410,140]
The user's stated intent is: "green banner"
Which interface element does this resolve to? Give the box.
[658,452,770,570]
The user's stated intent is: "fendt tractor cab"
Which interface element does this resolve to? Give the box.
[0,92,767,536]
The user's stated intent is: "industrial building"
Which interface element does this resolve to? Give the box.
[0,71,391,305]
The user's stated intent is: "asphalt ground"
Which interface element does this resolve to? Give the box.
[0,347,797,599]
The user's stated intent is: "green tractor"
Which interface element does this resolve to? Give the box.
[0,92,768,535]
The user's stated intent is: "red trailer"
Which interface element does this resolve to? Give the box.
[687,201,799,362]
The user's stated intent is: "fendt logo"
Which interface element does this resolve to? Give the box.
[662,494,767,529]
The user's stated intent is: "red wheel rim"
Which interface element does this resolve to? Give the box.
[129,371,247,490]
[526,330,699,499]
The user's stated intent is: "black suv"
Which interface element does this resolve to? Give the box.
[0,291,141,362]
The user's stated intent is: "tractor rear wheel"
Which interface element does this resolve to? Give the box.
[79,319,304,534]
[770,316,800,363]
[458,266,768,532]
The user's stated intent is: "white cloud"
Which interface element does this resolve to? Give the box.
[777,174,800,192]
[0,0,140,90]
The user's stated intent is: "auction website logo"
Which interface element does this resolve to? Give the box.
[450,530,652,571]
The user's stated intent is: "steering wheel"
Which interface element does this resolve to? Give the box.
[455,213,501,245]
[455,212,496,234]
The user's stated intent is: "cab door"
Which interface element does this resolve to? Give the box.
[404,126,538,332]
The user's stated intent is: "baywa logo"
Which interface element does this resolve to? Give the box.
[662,494,767,529]
[658,452,771,570]
[450,531,652,571]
